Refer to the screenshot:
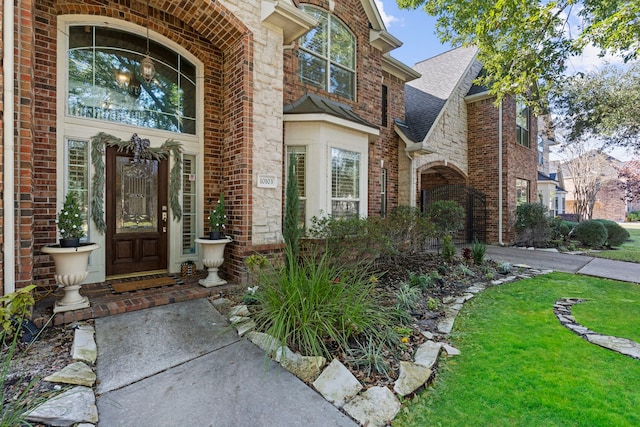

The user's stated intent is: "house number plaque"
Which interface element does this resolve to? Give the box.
[257,174,277,188]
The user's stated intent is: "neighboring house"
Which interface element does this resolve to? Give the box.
[537,116,566,216]
[557,152,626,221]
[395,47,539,245]
[0,0,420,293]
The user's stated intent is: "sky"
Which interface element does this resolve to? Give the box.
[375,0,626,72]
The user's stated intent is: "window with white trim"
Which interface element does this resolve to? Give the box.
[65,139,90,241]
[516,96,530,147]
[182,154,197,254]
[516,178,530,206]
[331,148,360,218]
[67,25,196,134]
[298,5,355,100]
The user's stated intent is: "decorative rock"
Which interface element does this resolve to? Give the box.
[313,359,363,408]
[246,331,282,357]
[71,325,97,365]
[420,330,434,340]
[441,343,461,356]
[414,340,441,369]
[229,315,250,325]
[276,347,326,383]
[235,319,256,337]
[394,361,432,396]
[343,386,401,427]
[44,362,96,387]
[26,386,98,426]
[586,334,640,359]
[210,297,232,314]
[437,315,456,335]
[228,304,250,317]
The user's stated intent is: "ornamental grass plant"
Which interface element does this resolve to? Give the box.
[249,247,395,359]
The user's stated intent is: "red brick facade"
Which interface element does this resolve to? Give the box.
[284,0,402,218]
[468,96,538,244]
[3,0,255,291]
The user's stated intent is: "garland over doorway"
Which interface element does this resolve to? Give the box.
[90,132,183,234]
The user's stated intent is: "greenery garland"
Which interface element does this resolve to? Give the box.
[90,132,183,234]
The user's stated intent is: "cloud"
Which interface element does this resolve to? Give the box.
[375,0,399,28]
[566,44,626,74]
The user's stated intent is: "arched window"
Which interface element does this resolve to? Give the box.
[67,26,196,134]
[298,5,355,100]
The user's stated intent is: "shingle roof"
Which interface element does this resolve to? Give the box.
[401,46,479,142]
[284,93,377,129]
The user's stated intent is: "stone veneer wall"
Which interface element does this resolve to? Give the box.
[467,96,538,244]
[283,0,402,218]
[413,60,483,193]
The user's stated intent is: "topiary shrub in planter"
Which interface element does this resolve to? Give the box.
[594,219,630,247]
[573,220,608,248]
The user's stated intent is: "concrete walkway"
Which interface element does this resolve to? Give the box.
[95,298,356,427]
[484,246,640,284]
[93,247,638,426]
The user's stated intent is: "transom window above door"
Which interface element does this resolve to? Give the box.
[298,5,356,101]
[67,26,196,134]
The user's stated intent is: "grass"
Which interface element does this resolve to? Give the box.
[587,224,640,263]
[394,273,640,426]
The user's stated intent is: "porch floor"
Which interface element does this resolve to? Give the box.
[33,271,242,327]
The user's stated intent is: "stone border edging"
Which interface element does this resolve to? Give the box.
[554,298,640,360]
[228,264,554,427]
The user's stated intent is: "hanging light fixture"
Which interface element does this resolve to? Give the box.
[140,0,155,83]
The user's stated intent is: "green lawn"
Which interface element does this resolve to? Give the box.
[394,273,640,426]
[587,224,640,263]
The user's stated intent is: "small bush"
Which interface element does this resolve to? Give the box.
[573,220,608,248]
[594,219,630,247]
[424,200,465,239]
[395,282,422,311]
[549,217,576,241]
[441,235,456,263]
[627,211,640,222]
[471,239,486,265]
[515,203,550,246]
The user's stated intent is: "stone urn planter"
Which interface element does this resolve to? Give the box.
[195,237,231,287]
[41,243,100,313]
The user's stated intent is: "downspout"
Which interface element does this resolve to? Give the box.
[3,0,16,294]
[498,100,503,245]
[405,151,416,207]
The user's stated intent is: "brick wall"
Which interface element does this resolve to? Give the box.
[467,96,538,244]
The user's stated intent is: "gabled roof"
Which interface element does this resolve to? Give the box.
[397,46,479,144]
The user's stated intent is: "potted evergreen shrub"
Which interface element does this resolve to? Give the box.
[42,192,99,313]
[208,193,227,240]
[195,193,231,287]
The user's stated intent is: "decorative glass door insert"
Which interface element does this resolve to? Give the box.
[116,157,159,234]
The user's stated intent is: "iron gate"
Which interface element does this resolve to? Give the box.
[421,184,487,246]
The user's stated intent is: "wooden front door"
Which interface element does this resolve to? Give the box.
[106,146,168,276]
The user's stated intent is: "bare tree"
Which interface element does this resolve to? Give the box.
[559,142,613,221]
[619,159,640,207]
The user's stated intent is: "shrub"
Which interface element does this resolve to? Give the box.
[594,219,630,247]
[471,239,486,265]
[424,200,465,239]
[627,210,640,222]
[514,202,550,246]
[549,217,576,241]
[250,248,394,358]
[441,235,456,263]
[573,220,608,248]
[382,206,436,257]
[395,282,422,312]
[0,285,36,339]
